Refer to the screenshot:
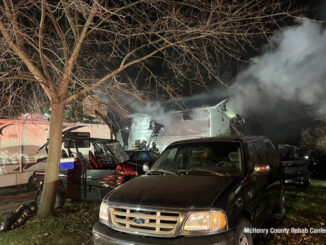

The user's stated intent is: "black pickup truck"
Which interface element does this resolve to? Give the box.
[93,136,284,245]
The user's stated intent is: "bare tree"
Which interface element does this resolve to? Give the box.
[0,0,303,217]
[301,119,326,153]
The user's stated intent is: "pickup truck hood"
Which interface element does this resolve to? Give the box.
[107,175,236,208]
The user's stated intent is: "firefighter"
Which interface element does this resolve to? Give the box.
[139,140,147,150]
[132,140,140,150]
[230,114,245,135]
[149,142,160,154]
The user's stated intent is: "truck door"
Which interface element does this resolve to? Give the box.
[245,142,271,226]
[253,141,278,222]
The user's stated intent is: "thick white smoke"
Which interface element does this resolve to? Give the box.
[130,101,174,128]
[229,20,326,116]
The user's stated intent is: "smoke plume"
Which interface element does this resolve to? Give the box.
[229,20,326,116]
[129,20,326,144]
[225,20,326,144]
[130,101,173,128]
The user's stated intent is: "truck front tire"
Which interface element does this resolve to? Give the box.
[235,218,253,245]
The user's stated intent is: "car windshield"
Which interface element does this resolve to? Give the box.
[94,142,129,163]
[150,141,243,176]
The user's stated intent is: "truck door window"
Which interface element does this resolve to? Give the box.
[248,144,258,166]
[265,141,275,151]
[264,141,274,164]
[253,142,270,165]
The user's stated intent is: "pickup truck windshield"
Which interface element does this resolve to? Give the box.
[150,142,242,176]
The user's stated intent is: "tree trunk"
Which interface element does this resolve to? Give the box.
[37,102,65,217]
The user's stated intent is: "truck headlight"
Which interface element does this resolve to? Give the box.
[99,201,109,224]
[183,210,227,233]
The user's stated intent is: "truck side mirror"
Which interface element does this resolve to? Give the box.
[253,164,270,175]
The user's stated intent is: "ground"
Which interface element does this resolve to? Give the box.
[255,179,326,244]
[0,180,325,244]
[0,186,34,214]
[0,201,99,245]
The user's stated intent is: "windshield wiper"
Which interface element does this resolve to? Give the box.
[178,168,230,176]
[147,169,177,175]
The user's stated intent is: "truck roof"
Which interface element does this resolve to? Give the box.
[168,135,271,146]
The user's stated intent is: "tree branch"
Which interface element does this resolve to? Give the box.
[62,0,79,37]
[0,20,54,99]
[3,0,25,51]
[58,2,97,98]
[66,34,208,104]
[39,0,52,83]
[0,76,39,82]
[44,0,69,64]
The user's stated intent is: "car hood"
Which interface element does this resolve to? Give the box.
[107,175,237,208]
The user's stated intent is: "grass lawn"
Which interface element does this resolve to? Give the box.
[256,179,326,244]
[0,201,100,245]
[1,179,325,244]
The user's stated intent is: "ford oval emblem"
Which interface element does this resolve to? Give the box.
[133,218,145,224]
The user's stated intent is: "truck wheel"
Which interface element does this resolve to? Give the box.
[35,187,66,209]
[235,218,253,245]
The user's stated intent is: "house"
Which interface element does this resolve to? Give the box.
[128,99,242,152]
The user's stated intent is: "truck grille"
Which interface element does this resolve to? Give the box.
[110,207,180,236]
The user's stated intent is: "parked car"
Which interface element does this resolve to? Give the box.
[125,150,159,174]
[93,136,284,245]
[278,144,311,186]
[32,133,140,205]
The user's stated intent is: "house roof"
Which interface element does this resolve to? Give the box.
[162,91,229,111]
